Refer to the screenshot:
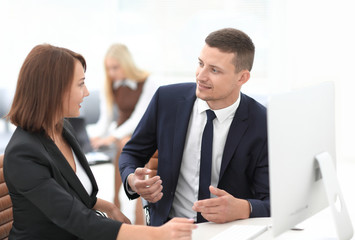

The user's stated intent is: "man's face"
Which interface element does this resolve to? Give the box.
[196,44,247,110]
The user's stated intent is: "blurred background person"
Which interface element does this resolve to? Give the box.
[90,43,158,224]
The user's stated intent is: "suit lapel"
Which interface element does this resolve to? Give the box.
[37,122,96,208]
[170,93,196,186]
[219,93,249,181]
[63,122,99,197]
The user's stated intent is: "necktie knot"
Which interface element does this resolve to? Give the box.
[206,109,216,122]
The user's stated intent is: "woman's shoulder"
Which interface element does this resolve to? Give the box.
[7,127,43,147]
[4,127,47,165]
[4,128,54,195]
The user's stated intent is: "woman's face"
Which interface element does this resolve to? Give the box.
[105,57,126,81]
[63,60,89,118]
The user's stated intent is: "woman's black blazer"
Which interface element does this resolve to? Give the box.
[4,120,121,240]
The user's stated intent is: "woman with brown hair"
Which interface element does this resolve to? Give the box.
[3,44,195,239]
[90,43,157,223]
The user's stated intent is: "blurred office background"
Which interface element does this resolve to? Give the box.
[1,0,355,223]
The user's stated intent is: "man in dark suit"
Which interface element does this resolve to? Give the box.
[119,28,269,226]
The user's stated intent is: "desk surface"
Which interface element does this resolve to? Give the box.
[192,208,342,239]
[193,160,355,239]
[193,218,270,239]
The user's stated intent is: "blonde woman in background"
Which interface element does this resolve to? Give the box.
[91,44,158,224]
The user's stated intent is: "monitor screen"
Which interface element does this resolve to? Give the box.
[268,82,335,237]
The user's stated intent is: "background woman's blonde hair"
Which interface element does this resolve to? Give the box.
[104,43,149,111]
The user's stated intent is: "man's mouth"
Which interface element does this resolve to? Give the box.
[198,82,212,89]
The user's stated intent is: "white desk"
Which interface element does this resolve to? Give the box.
[192,208,345,239]
[193,218,270,239]
[193,160,355,239]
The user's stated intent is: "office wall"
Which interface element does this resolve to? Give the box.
[268,0,355,160]
[0,0,354,160]
[0,0,270,88]
[0,0,119,91]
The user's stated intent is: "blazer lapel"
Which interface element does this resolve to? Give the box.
[170,94,196,186]
[63,123,99,197]
[219,93,249,181]
[37,123,96,208]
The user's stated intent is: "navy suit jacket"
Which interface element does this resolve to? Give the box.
[119,83,269,226]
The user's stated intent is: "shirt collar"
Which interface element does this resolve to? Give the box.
[112,79,138,90]
[197,93,241,123]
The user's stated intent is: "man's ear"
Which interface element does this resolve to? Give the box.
[236,70,250,86]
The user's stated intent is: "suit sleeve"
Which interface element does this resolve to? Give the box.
[247,138,270,217]
[4,142,121,240]
[119,88,160,200]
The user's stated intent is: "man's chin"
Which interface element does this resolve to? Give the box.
[196,90,211,101]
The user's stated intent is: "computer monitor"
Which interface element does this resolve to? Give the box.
[268,82,353,239]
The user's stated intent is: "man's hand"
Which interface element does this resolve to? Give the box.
[192,186,251,223]
[127,168,163,203]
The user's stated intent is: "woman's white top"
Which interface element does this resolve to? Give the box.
[72,149,93,196]
[92,75,159,139]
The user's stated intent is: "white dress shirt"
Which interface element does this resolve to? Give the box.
[72,149,93,196]
[93,76,158,139]
[169,94,241,221]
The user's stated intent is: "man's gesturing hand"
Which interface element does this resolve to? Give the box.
[192,186,251,223]
[127,168,163,203]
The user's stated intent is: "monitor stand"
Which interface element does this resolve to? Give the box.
[316,152,354,240]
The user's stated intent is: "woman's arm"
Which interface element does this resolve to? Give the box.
[90,90,117,149]
[92,199,197,240]
[93,197,197,240]
[90,89,114,138]
[4,142,121,240]
[117,218,197,240]
[93,198,131,224]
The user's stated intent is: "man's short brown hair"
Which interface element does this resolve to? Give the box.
[205,28,255,72]
[7,44,86,136]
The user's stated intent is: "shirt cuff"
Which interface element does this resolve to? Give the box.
[126,174,137,195]
[248,200,253,214]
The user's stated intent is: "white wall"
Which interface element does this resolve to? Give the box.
[0,0,270,87]
[268,0,355,160]
[1,0,355,161]
[0,0,120,91]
